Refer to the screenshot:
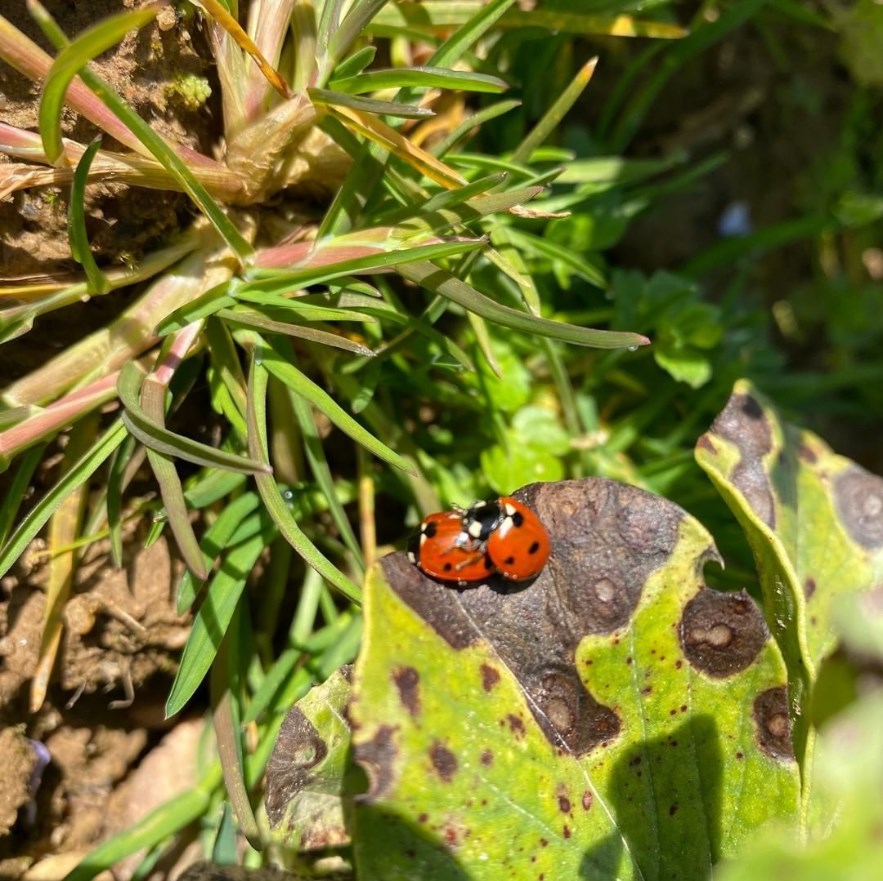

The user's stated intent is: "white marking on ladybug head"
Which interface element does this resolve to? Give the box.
[467,520,484,538]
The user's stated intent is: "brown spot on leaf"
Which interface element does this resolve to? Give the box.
[669,803,678,816]
[480,749,493,766]
[680,589,768,677]
[480,663,501,692]
[266,707,330,830]
[528,665,621,755]
[834,467,883,549]
[582,790,593,810]
[563,825,571,839]
[355,725,399,802]
[444,825,459,845]
[557,793,572,814]
[392,666,421,717]
[753,687,794,761]
[696,435,717,454]
[710,392,776,527]
[804,578,816,599]
[429,741,458,782]
[507,714,526,738]
[798,443,817,464]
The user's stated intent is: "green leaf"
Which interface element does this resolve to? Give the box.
[481,406,570,493]
[350,480,799,880]
[716,694,883,881]
[176,494,263,613]
[696,381,883,763]
[218,306,375,356]
[310,87,436,119]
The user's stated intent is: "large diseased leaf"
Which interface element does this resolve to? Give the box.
[695,380,883,759]
[347,479,799,881]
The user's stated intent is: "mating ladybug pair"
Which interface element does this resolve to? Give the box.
[408,497,551,585]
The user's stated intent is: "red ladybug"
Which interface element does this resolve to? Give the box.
[407,510,495,585]
[462,496,551,581]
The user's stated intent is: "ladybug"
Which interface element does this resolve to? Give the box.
[462,496,551,581]
[407,510,495,585]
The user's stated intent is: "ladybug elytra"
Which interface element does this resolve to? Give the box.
[408,497,550,585]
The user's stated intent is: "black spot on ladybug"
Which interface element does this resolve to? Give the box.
[528,541,540,555]
[429,741,458,782]
[753,686,794,761]
[354,725,399,802]
[442,562,453,572]
[424,521,438,538]
[680,589,768,677]
[392,666,421,717]
[834,466,883,549]
[511,510,524,527]
[480,663,500,692]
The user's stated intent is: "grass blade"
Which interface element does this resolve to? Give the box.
[68,137,109,293]
[38,3,161,164]
[176,495,263,613]
[0,419,127,580]
[62,764,224,881]
[165,521,274,717]
[246,351,362,603]
[397,260,650,349]
[331,66,508,94]
[261,336,414,474]
[117,362,270,475]
[30,415,95,711]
